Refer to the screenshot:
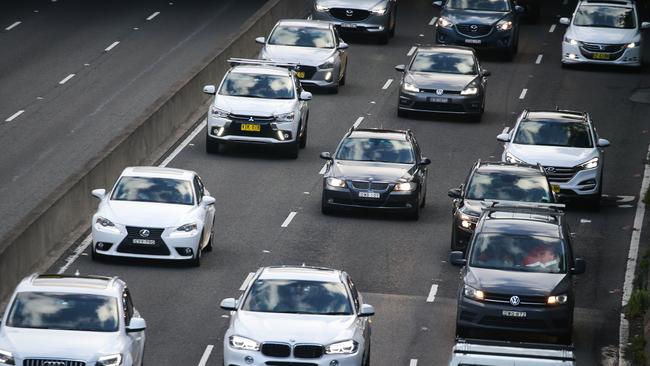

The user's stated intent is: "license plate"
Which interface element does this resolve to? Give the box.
[502,310,527,318]
[359,192,380,198]
[295,71,305,79]
[551,184,561,194]
[593,53,610,60]
[241,124,261,132]
[465,39,482,44]
[427,97,449,103]
[132,239,156,245]
[340,23,357,28]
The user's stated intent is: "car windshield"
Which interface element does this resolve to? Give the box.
[241,279,353,315]
[446,0,510,12]
[111,176,194,205]
[466,171,552,202]
[573,5,636,29]
[268,25,335,48]
[219,72,295,99]
[470,233,567,273]
[336,137,415,164]
[6,292,119,332]
[513,120,593,148]
[410,52,477,75]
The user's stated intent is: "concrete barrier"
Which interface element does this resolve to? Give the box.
[0,0,311,300]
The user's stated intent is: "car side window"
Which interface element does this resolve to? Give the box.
[345,275,360,312]
[193,176,204,202]
[123,288,134,325]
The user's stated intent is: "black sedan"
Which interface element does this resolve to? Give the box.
[395,45,489,121]
[320,128,430,220]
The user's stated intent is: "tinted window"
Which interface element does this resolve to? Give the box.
[466,171,551,202]
[111,176,194,205]
[573,5,636,29]
[336,138,415,164]
[219,73,294,99]
[513,120,593,148]
[469,234,567,273]
[269,25,335,48]
[410,52,477,75]
[446,0,510,12]
[241,279,353,315]
[7,292,119,332]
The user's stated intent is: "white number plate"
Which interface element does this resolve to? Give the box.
[502,310,527,318]
[133,239,156,245]
[465,39,482,44]
[359,192,380,198]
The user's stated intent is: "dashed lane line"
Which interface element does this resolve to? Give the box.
[382,79,393,90]
[409,360,418,366]
[198,345,214,366]
[281,212,297,227]
[5,21,21,31]
[5,110,24,122]
[519,88,528,100]
[58,74,75,85]
[426,284,438,303]
[104,41,120,52]
[549,24,556,33]
[146,11,160,21]
[535,54,543,64]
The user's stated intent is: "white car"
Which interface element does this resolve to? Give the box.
[560,0,649,67]
[203,60,312,158]
[220,266,374,366]
[91,166,215,266]
[0,274,146,366]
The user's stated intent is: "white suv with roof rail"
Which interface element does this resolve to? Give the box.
[560,0,650,67]
[0,274,146,366]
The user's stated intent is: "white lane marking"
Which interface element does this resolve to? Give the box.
[549,24,556,33]
[240,272,256,291]
[620,144,650,364]
[519,88,528,100]
[319,163,327,175]
[159,119,207,167]
[409,360,418,366]
[57,236,92,274]
[535,54,543,64]
[104,41,120,52]
[146,11,160,21]
[382,79,393,90]
[617,195,636,203]
[580,219,592,224]
[619,204,634,208]
[407,46,417,56]
[281,212,297,227]
[5,21,21,31]
[353,116,364,128]
[428,16,438,26]
[58,74,75,85]
[197,345,214,366]
[426,284,438,303]
[5,110,25,122]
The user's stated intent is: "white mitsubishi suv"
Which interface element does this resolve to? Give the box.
[560,0,649,68]
[0,274,146,366]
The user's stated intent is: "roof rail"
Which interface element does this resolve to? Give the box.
[482,200,565,217]
[227,58,300,70]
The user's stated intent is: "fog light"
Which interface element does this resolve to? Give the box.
[245,356,254,364]
[568,54,577,59]
[175,247,193,256]
[95,242,113,251]
[330,361,339,366]
[217,127,225,137]
[325,71,333,81]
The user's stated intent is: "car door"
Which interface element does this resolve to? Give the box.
[194,175,214,247]
[123,288,144,366]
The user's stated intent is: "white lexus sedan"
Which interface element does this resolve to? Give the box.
[91,166,215,266]
[220,266,374,366]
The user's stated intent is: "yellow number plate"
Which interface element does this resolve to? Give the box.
[240,124,261,132]
[551,184,561,194]
[295,71,305,79]
[593,53,610,60]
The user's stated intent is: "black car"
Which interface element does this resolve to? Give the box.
[395,45,489,121]
[448,161,557,251]
[433,0,524,60]
[449,204,586,344]
[320,128,430,220]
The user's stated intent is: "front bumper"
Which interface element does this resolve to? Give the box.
[311,10,389,35]
[562,41,641,67]
[548,167,601,197]
[398,89,483,115]
[296,66,340,89]
[224,339,364,366]
[436,25,515,50]
[207,115,298,145]
[322,184,419,211]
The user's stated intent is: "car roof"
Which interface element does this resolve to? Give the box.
[475,162,544,176]
[522,110,588,124]
[121,166,195,181]
[15,274,124,296]
[348,128,409,141]
[578,0,634,8]
[480,214,561,238]
[230,65,292,77]
[276,19,333,29]
[416,45,475,55]
[259,266,343,283]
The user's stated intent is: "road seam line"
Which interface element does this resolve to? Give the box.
[428,16,438,26]
[5,21,21,31]
[104,41,120,52]
[198,345,214,366]
[409,360,418,366]
[57,236,92,274]
[407,46,417,56]
[240,272,256,291]
[519,88,528,100]
[426,284,438,303]
[535,54,543,64]
[5,110,25,122]
[353,116,364,128]
[146,11,160,21]
[59,74,75,85]
[549,24,556,33]
[159,119,207,167]
[281,212,297,227]
[382,79,393,90]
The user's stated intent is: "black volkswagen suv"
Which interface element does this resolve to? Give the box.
[449,204,586,344]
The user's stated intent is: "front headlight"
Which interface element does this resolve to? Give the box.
[496,20,513,31]
[394,182,417,191]
[628,42,639,48]
[319,56,336,69]
[274,112,295,122]
[437,17,453,28]
[96,216,115,227]
[0,350,15,365]
[315,3,329,11]
[564,37,579,46]
[326,177,346,188]
[229,335,260,351]
[458,212,477,229]
[325,340,358,354]
[460,84,478,95]
[402,81,419,93]
[464,285,485,301]
[579,157,598,170]
[97,354,122,366]
[547,294,568,305]
[505,152,524,164]
[211,106,229,118]
[371,5,388,15]
[176,223,198,232]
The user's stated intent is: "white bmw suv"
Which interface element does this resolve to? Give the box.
[220,266,374,366]
[0,274,146,366]
[560,0,649,67]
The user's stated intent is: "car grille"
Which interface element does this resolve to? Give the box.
[412,102,465,112]
[293,345,324,358]
[456,24,493,37]
[117,226,170,255]
[351,181,390,190]
[579,42,626,61]
[329,8,370,21]
[483,292,547,306]
[419,88,461,95]
[261,343,291,357]
[23,360,85,366]
[542,166,578,183]
[223,114,280,139]
[229,114,275,123]
[265,362,318,366]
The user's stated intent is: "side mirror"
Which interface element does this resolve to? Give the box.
[481,69,491,77]
[448,188,462,199]
[496,133,510,142]
[597,138,610,148]
[449,251,467,266]
[642,22,650,30]
[338,41,349,50]
[359,304,375,317]
[559,17,571,25]
[201,196,216,206]
[515,5,525,13]
[203,85,216,95]
[572,258,586,274]
[299,91,313,101]
[395,64,406,72]
[91,188,106,199]
[126,317,146,333]
[220,298,237,311]
[320,152,332,160]
[419,157,431,166]
[432,1,443,7]
[255,36,266,44]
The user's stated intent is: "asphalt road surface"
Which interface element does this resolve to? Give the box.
[44,0,650,365]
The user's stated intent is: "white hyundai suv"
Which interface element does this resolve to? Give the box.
[0,274,146,366]
[497,109,610,208]
[220,266,374,366]
[560,0,649,67]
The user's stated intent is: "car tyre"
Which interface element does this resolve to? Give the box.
[189,237,202,267]
[388,10,396,38]
[205,226,214,252]
[450,227,463,252]
[558,331,572,345]
[91,246,105,262]
[468,113,482,123]
[407,204,420,221]
[456,324,469,338]
[339,65,347,86]
[420,191,427,208]
[206,135,220,154]
[363,343,371,366]
[299,122,308,149]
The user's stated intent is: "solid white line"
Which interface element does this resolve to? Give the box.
[619,144,650,365]
[535,54,543,64]
[281,212,297,228]
[319,163,327,175]
[197,345,214,366]
[519,88,528,100]
[407,46,417,56]
[58,74,75,85]
[426,284,438,303]
[146,11,160,21]
[409,360,418,366]
[104,41,120,52]
[353,116,364,128]
[159,119,207,167]
[240,272,256,291]
[5,21,21,31]
[58,236,92,274]
[549,24,556,33]
[5,110,25,122]
[428,16,438,26]
[382,79,393,90]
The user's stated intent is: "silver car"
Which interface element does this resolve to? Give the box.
[497,109,610,209]
[311,0,397,44]
[220,266,374,366]
[257,19,349,93]
[203,59,312,158]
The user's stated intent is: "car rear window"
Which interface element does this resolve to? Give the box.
[410,52,477,75]
[466,171,552,202]
[111,176,194,205]
[336,137,415,164]
[573,5,636,29]
[513,120,593,148]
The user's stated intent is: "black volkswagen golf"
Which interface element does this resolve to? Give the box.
[320,128,430,220]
